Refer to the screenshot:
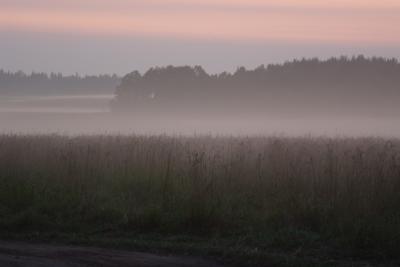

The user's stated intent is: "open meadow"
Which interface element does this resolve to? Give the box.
[1,134,400,266]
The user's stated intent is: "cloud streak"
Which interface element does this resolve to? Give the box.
[0,0,399,45]
[2,0,400,10]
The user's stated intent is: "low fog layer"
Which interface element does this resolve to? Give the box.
[2,113,400,137]
[1,56,400,136]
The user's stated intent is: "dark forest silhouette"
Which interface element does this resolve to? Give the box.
[0,71,120,95]
[113,56,400,117]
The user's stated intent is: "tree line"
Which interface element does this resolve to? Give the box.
[113,56,400,117]
[0,70,120,95]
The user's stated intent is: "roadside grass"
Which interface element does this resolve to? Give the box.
[1,134,400,266]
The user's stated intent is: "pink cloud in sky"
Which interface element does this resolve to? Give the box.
[3,0,400,9]
[0,0,399,45]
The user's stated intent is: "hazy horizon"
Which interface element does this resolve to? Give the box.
[1,0,400,75]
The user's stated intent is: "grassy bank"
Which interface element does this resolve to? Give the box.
[1,134,400,266]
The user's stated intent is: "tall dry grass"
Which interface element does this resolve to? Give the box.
[0,134,400,255]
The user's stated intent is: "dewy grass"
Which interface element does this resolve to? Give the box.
[0,134,400,262]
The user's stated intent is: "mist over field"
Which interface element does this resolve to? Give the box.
[3,112,400,138]
[1,57,400,137]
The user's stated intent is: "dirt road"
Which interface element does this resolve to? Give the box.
[0,241,223,267]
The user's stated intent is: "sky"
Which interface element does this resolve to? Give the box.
[0,0,399,75]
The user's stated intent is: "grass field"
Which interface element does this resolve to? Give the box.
[1,134,400,266]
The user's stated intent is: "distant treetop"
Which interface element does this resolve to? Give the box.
[0,71,120,95]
